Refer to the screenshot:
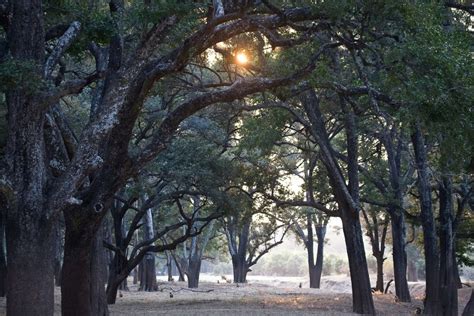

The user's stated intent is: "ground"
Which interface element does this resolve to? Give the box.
[0,275,472,315]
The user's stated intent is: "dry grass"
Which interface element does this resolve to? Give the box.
[0,275,472,315]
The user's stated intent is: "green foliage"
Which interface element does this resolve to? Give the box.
[239,108,291,155]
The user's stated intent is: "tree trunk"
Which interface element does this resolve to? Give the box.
[133,268,138,284]
[54,218,63,287]
[106,254,129,304]
[340,211,375,314]
[462,289,474,316]
[390,211,411,302]
[187,257,202,288]
[306,214,317,288]
[232,254,248,283]
[5,2,54,314]
[90,225,109,316]
[166,251,173,281]
[374,254,384,293]
[7,214,54,316]
[139,255,158,291]
[407,257,418,282]
[172,253,186,282]
[412,126,441,315]
[438,177,457,316]
[301,89,375,314]
[139,209,157,291]
[61,210,108,316]
[313,226,326,289]
[0,210,7,297]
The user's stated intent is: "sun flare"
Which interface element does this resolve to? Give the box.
[235,52,249,65]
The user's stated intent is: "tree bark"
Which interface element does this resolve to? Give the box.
[301,89,375,314]
[438,177,457,316]
[5,1,56,314]
[313,225,326,289]
[166,251,173,281]
[462,289,474,316]
[7,214,54,316]
[412,125,441,315]
[232,254,248,283]
[407,257,418,282]
[375,254,384,293]
[0,210,7,297]
[390,211,411,301]
[61,209,108,316]
[187,257,202,288]
[306,214,317,288]
[340,209,375,314]
[53,218,63,287]
[139,209,157,291]
[383,126,411,302]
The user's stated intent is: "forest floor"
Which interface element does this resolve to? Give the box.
[0,275,472,315]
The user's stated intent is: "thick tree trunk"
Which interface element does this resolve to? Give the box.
[438,177,457,316]
[340,210,375,315]
[5,2,55,314]
[61,210,108,316]
[390,212,411,302]
[7,216,54,316]
[90,226,109,316]
[232,255,248,283]
[313,226,326,289]
[412,126,441,315]
[187,257,202,288]
[139,255,158,291]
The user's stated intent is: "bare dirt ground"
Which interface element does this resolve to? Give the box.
[0,275,471,315]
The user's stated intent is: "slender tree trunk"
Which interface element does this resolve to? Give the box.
[412,126,441,315]
[438,177,457,316]
[139,209,157,291]
[106,255,129,304]
[375,254,384,293]
[172,253,186,282]
[133,267,138,284]
[306,214,317,288]
[313,226,326,289]
[54,218,63,287]
[390,211,411,302]
[166,251,173,281]
[0,210,7,297]
[407,257,418,282]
